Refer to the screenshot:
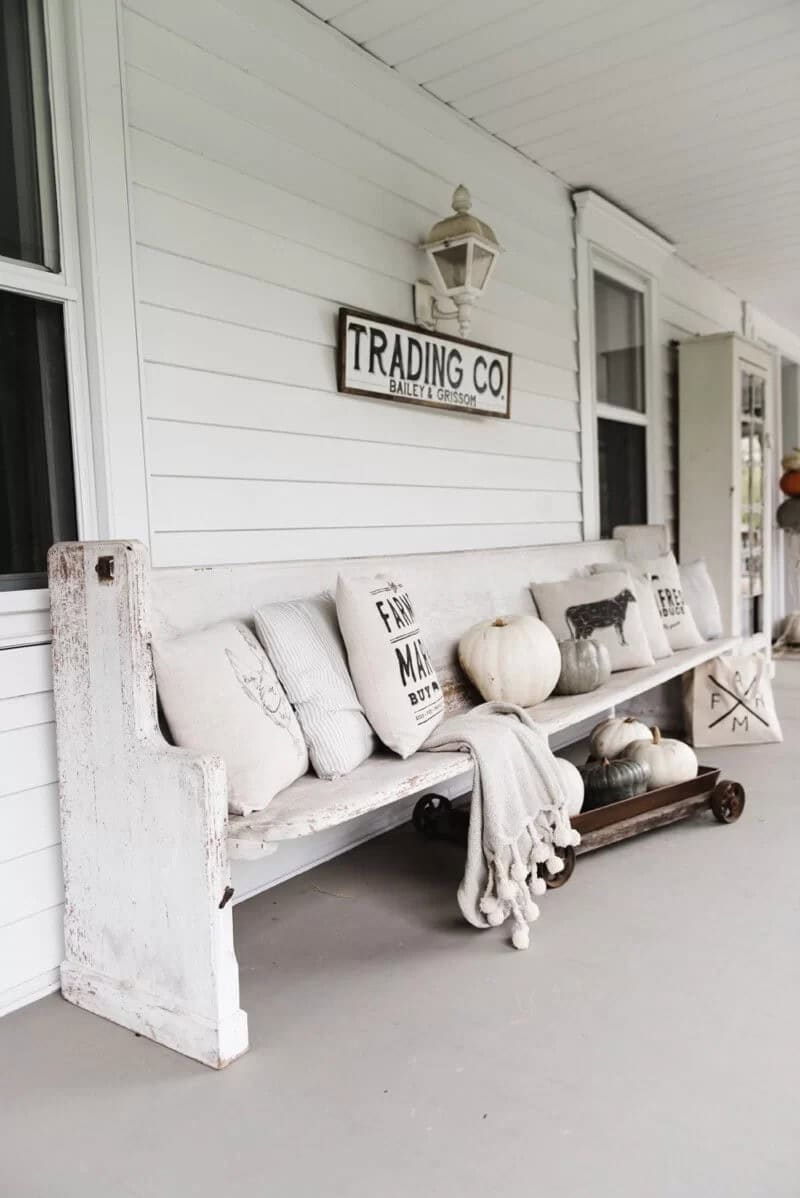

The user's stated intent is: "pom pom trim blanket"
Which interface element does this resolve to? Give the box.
[424,702,580,950]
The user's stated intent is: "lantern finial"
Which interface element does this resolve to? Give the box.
[452,184,471,214]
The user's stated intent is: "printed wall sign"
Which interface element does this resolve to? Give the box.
[337,307,512,419]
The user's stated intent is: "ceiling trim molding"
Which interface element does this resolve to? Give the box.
[743,302,800,365]
[573,190,675,278]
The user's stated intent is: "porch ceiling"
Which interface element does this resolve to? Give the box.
[298,0,800,335]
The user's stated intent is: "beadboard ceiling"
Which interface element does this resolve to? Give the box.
[297,0,800,337]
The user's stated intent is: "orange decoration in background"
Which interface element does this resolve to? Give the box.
[779,470,800,496]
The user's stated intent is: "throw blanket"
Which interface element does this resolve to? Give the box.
[424,702,580,950]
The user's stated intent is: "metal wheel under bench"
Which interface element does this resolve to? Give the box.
[412,765,746,887]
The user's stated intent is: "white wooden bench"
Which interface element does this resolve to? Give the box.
[48,534,762,1068]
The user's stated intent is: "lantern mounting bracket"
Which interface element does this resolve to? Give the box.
[413,280,460,333]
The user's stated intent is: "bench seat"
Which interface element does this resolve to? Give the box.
[227,632,765,859]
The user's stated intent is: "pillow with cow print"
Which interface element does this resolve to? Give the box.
[632,551,703,651]
[530,571,655,673]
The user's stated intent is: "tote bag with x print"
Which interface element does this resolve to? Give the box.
[683,652,782,748]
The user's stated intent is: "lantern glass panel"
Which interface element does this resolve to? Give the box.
[471,244,494,291]
[432,243,469,291]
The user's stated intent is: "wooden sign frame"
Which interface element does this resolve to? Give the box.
[336,306,512,419]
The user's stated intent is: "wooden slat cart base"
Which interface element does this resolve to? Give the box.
[412,767,746,889]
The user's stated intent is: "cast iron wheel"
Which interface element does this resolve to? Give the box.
[710,779,746,824]
[412,794,452,838]
[542,844,576,889]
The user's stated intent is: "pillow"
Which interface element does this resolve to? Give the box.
[590,562,673,660]
[633,552,704,650]
[254,593,376,780]
[336,575,444,758]
[530,572,655,672]
[152,620,308,815]
[679,560,723,641]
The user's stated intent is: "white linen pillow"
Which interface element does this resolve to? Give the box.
[336,575,444,758]
[590,562,673,660]
[634,551,704,650]
[152,620,308,815]
[530,571,655,672]
[679,559,723,641]
[254,593,376,780]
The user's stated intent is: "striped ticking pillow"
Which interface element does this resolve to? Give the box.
[254,594,376,780]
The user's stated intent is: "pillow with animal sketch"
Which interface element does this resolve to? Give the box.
[152,620,308,815]
[530,572,655,673]
[632,551,704,650]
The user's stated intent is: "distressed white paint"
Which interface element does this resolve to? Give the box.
[49,532,760,1064]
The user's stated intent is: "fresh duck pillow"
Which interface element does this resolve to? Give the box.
[530,571,654,672]
[633,552,704,650]
[336,574,444,758]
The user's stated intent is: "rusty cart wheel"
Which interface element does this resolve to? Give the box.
[541,844,576,889]
[710,779,746,824]
[412,794,452,839]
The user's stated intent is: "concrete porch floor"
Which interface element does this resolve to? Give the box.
[1,666,798,1198]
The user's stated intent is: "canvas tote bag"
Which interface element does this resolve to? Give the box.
[684,652,782,747]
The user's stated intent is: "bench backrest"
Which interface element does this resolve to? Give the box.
[151,540,625,714]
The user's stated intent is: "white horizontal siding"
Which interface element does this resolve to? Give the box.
[122,0,582,568]
[0,644,63,1016]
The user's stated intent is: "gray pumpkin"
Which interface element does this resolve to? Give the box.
[580,756,651,810]
[555,638,612,696]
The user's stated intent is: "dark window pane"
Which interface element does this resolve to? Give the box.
[0,289,76,588]
[0,0,59,269]
[598,418,647,539]
[594,272,644,412]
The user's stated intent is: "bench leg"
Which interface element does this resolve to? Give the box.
[50,541,248,1068]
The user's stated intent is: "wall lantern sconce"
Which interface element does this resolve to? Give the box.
[414,184,502,339]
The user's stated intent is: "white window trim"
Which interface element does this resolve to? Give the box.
[574,190,675,542]
[0,0,98,646]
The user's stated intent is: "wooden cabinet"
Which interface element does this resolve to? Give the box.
[679,333,773,639]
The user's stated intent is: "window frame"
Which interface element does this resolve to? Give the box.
[574,190,674,542]
[0,0,96,638]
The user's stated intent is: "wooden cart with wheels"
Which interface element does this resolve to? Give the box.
[412,766,745,888]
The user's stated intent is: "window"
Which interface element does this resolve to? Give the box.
[574,190,674,541]
[0,0,79,590]
[593,270,648,538]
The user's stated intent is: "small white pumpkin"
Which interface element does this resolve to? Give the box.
[458,613,560,706]
[555,638,611,696]
[623,726,698,789]
[781,447,800,472]
[553,757,584,817]
[589,715,652,761]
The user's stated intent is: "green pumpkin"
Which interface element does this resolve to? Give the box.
[555,638,612,696]
[580,756,651,810]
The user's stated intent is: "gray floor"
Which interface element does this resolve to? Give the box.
[2,668,799,1198]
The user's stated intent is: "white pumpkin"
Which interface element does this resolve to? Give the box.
[458,613,560,706]
[623,726,698,789]
[554,757,584,817]
[589,715,652,761]
[782,448,800,472]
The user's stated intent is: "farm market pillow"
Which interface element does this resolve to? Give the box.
[634,552,704,650]
[679,559,723,641]
[254,593,376,779]
[530,571,654,673]
[152,620,308,815]
[589,562,673,660]
[336,575,444,758]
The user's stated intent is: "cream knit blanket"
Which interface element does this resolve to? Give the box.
[424,702,580,950]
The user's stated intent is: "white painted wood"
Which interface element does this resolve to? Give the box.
[64,0,150,543]
[679,334,774,640]
[49,541,248,1068]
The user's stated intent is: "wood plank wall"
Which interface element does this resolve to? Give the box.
[121,0,583,569]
